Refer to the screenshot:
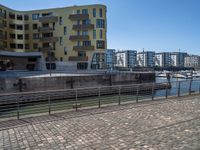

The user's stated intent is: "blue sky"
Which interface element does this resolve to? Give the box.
[1,0,200,54]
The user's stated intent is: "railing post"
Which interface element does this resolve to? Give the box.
[98,87,101,108]
[151,83,155,100]
[136,85,139,103]
[48,95,51,115]
[178,81,181,97]
[165,83,168,99]
[75,89,78,111]
[17,97,20,120]
[189,79,192,95]
[118,86,121,105]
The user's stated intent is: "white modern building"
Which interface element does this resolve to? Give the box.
[184,55,200,68]
[137,51,155,67]
[170,52,188,67]
[115,50,137,68]
[155,52,171,67]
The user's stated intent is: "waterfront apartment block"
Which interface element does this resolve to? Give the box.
[137,51,155,67]
[155,52,171,67]
[0,4,107,71]
[170,52,187,67]
[115,50,137,68]
[184,55,200,68]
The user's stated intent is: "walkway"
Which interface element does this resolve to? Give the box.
[0,95,200,150]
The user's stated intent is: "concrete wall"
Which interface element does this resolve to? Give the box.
[0,72,155,93]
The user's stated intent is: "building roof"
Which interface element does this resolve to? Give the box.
[0,50,43,58]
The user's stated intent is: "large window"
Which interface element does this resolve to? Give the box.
[60,37,63,45]
[93,30,96,39]
[33,33,40,39]
[99,8,103,17]
[82,19,90,25]
[100,30,103,39]
[83,41,91,46]
[10,34,15,39]
[17,15,23,20]
[17,34,23,40]
[96,40,105,49]
[93,8,96,17]
[96,19,105,28]
[17,44,23,49]
[32,14,40,20]
[78,51,86,57]
[82,30,88,36]
[82,9,88,14]
[64,26,67,35]
[16,24,23,30]
[59,17,62,25]
[32,24,38,30]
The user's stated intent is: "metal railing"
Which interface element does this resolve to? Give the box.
[0,80,199,121]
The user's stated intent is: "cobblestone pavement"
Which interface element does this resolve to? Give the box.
[0,95,200,150]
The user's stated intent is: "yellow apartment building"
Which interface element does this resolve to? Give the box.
[0,4,107,71]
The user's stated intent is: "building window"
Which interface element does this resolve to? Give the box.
[96,40,105,49]
[59,17,62,25]
[64,26,67,35]
[10,34,15,39]
[17,44,23,49]
[82,30,88,36]
[60,37,63,45]
[99,8,103,17]
[93,8,96,17]
[25,44,29,49]
[9,13,15,19]
[78,51,86,57]
[16,24,23,30]
[77,10,80,14]
[24,14,29,21]
[25,34,29,40]
[10,43,16,49]
[96,19,105,28]
[83,41,91,46]
[33,43,38,49]
[32,14,40,20]
[60,57,63,61]
[17,34,23,40]
[82,9,88,14]
[17,15,23,20]
[64,47,67,55]
[82,19,90,25]
[33,24,38,30]
[24,24,29,30]
[9,24,15,29]
[100,30,103,39]
[33,33,40,39]
[93,30,96,39]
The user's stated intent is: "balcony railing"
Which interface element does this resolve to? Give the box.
[46,57,57,61]
[68,56,88,61]
[40,37,58,42]
[39,16,58,23]
[39,47,54,52]
[69,35,89,41]
[73,46,95,51]
[69,14,89,20]
[72,24,94,30]
[38,27,53,33]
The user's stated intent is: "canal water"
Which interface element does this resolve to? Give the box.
[155,77,200,97]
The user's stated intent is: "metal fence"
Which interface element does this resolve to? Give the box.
[0,79,200,121]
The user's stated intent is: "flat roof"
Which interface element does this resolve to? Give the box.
[0,50,42,58]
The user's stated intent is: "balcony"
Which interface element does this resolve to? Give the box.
[68,56,88,61]
[39,47,54,52]
[45,57,57,61]
[69,14,89,20]
[73,46,95,51]
[72,24,94,30]
[69,35,89,41]
[40,37,58,42]
[0,12,4,19]
[39,16,58,23]
[38,27,53,33]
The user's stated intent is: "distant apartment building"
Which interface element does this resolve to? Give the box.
[105,49,115,69]
[115,50,137,68]
[184,55,200,68]
[170,52,187,67]
[155,52,171,67]
[0,4,107,71]
[137,51,155,67]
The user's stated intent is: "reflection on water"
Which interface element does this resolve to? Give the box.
[155,77,200,97]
